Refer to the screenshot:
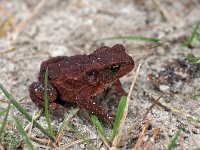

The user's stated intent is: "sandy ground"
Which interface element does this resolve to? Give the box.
[0,0,200,149]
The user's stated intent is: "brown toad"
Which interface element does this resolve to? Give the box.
[29,44,134,122]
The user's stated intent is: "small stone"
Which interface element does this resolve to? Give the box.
[159,85,170,92]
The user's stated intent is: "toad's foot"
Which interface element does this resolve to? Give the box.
[29,82,61,110]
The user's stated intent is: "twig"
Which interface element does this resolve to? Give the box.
[53,138,96,150]
[0,7,14,37]
[134,122,149,150]
[120,90,168,142]
[96,129,110,149]
[142,91,168,120]
[29,136,57,148]
[0,48,16,55]
[12,0,47,40]
[55,108,79,145]
[152,98,194,120]
[136,82,199,126]
[27,111,35,136]
[24,111,42,132]
[144,128,161,150]
[111,64,141,149]
[153,0,168,22]
[0,100,9,104]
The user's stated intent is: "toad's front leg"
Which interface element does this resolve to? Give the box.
[76,89,115,123]
[104,79,127,105]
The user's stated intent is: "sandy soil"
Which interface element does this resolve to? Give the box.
[0,0,200,149]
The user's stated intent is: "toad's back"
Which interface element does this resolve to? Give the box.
[39,55,90,80]
[38,55,94,101]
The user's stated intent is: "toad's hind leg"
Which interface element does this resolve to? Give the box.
[29,82,59,110]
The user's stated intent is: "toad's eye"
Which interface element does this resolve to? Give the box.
[86,71,97,77]
[110,65,120,73]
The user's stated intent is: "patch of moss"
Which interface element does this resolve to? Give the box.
[0,130,21,150]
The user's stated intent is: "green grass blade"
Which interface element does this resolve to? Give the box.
[57,114,70,135]
[14,117,34,150]
[191,115,200,121]
[44,69,55,138]
[18,95,29,102]
[57,109,78,137]
[185,56,200,63]
[91,115,110,141]
[95,36,161,43]
[0,108,7,117]
[0,96,28,117]
[0,83,53,139]
[194,148,200,150]
[195,34,200,42]
[68,124,94,150]
[182,21,200,48]
[111,96,127,141]
[192,93,200,97]
[167,129,181,150]
[0,103,11,136]
[55,113,71,143]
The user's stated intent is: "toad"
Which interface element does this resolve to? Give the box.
[29,44,134,122]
